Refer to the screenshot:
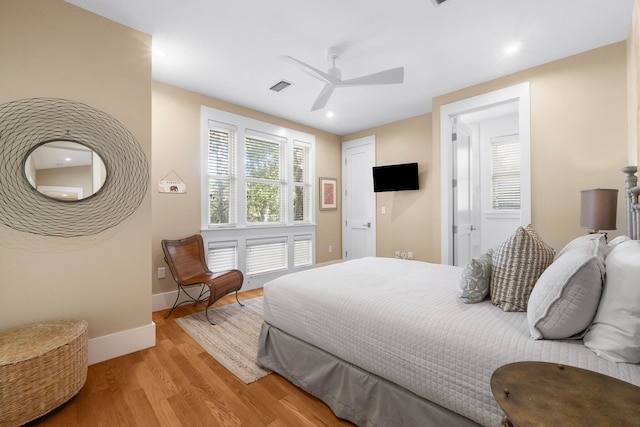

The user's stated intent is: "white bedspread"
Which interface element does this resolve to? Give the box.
[262,257,640,426]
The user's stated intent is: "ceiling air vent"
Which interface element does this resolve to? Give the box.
[270,80,292,92]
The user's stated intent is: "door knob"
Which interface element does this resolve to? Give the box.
[366,222,371,228]
[470,225,477,231]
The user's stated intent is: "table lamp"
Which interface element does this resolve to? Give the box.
[580,189,618,240]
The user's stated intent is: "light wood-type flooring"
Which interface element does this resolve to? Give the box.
[27,289,353,427]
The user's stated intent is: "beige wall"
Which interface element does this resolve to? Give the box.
[343,114,438,262]
[0,0,152,338]
[346,42,629,260]
[152,82,342,295]
[433,42,628,253]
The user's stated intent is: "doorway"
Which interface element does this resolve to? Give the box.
[342,136,376,260]
[440,83,531,266]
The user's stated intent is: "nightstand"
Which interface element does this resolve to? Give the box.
[490,361,640,426]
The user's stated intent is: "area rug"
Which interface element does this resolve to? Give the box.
[175,297,270,384]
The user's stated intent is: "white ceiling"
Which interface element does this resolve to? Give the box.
[65,0,634,136]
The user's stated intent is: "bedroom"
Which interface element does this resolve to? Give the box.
[0,0,638,425]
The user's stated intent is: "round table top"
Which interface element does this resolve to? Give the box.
[490,361,640,427]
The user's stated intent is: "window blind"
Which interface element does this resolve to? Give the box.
[208,128,236,225]
[246,237,287,275]
[245,135,285,223]
[491,138,520,210]
[293,145,310,222]
[293,235,312,267]
[207,240,238,273]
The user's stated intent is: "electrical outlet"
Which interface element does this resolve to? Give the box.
[381,206,386,214]
[401,252,407,259]
[328,245,333,253]
[157,267,166,279]
[395,250,400,258]
[408,252,413,260]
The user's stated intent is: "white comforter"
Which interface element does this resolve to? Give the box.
[262,257,640,426]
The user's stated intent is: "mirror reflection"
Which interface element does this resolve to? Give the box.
[24,140,107,201]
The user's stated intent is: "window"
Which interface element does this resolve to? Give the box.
[201,107,316,286]
[293,143,311,222]
[206,125,236,226]
[207,241,237,273]
[246,238,287,275]
[245,133,285,223]
[293,235,313,267]
[491,136,520,210]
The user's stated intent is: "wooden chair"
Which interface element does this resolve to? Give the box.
[161,234,244,324]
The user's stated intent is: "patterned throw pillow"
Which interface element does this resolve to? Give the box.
[490,225,555,312]
[459,249,493,304]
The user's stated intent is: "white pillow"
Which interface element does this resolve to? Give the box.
[584,240,640,363]
[527,234,605,340]
[554,233,606,260]
[605,235,631,258]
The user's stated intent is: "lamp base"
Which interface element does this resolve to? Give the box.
[587,230,608,243]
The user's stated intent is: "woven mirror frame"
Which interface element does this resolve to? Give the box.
[0,98,148,237]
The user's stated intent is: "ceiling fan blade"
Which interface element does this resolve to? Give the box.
[310,83,335,111]
[286,56,335,83]
[338,66,404,87]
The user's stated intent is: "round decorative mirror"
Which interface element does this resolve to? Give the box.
[24,140,107,201]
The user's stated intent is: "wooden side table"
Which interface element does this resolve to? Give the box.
[490,361,640,427]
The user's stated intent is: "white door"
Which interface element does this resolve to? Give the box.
[440,82,531,265]
[452,119,475,266]
[342,136,376,260]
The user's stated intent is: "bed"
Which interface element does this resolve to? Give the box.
[256,167,640,427]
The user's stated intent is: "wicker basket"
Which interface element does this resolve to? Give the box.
[0,320,88,427]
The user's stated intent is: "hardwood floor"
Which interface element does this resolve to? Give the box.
[28,289,353,427]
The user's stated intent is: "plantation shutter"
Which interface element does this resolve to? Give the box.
[207,241,238,273]
[293,235,312,267]
[491,137,520,210]
[207,124,236,225]
[246,237,287,275]
[293,143,311,222]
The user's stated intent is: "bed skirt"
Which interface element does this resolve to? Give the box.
[256,322,481,427]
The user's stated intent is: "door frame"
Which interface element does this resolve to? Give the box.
[342,135,377,260]
[440,82,531,265]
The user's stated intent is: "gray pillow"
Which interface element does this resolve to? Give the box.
[459,249,493,304]
[527,234,605,340]
[491,225,555,312]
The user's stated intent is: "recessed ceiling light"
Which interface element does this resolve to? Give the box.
[325,111,334,118]
[504,43,521,55]
[64,157,72,161]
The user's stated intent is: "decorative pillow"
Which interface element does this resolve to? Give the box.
[604,235,631,258]
[459,249,493,304]
[554,233,606,260]
[584,240,640,363]
[527,234,605,340]
[490,225,555,312]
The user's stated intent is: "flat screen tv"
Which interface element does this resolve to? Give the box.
[372,162,419,192]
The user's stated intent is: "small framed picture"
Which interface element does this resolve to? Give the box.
[319,177,337,210]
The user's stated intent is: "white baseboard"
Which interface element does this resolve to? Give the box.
[88,322,156,365]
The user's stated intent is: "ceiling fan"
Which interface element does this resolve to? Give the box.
[287,47,405,112]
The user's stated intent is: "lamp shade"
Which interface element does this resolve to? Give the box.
[580,189,618,231]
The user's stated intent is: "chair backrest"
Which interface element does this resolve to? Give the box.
[161,235,210,285]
